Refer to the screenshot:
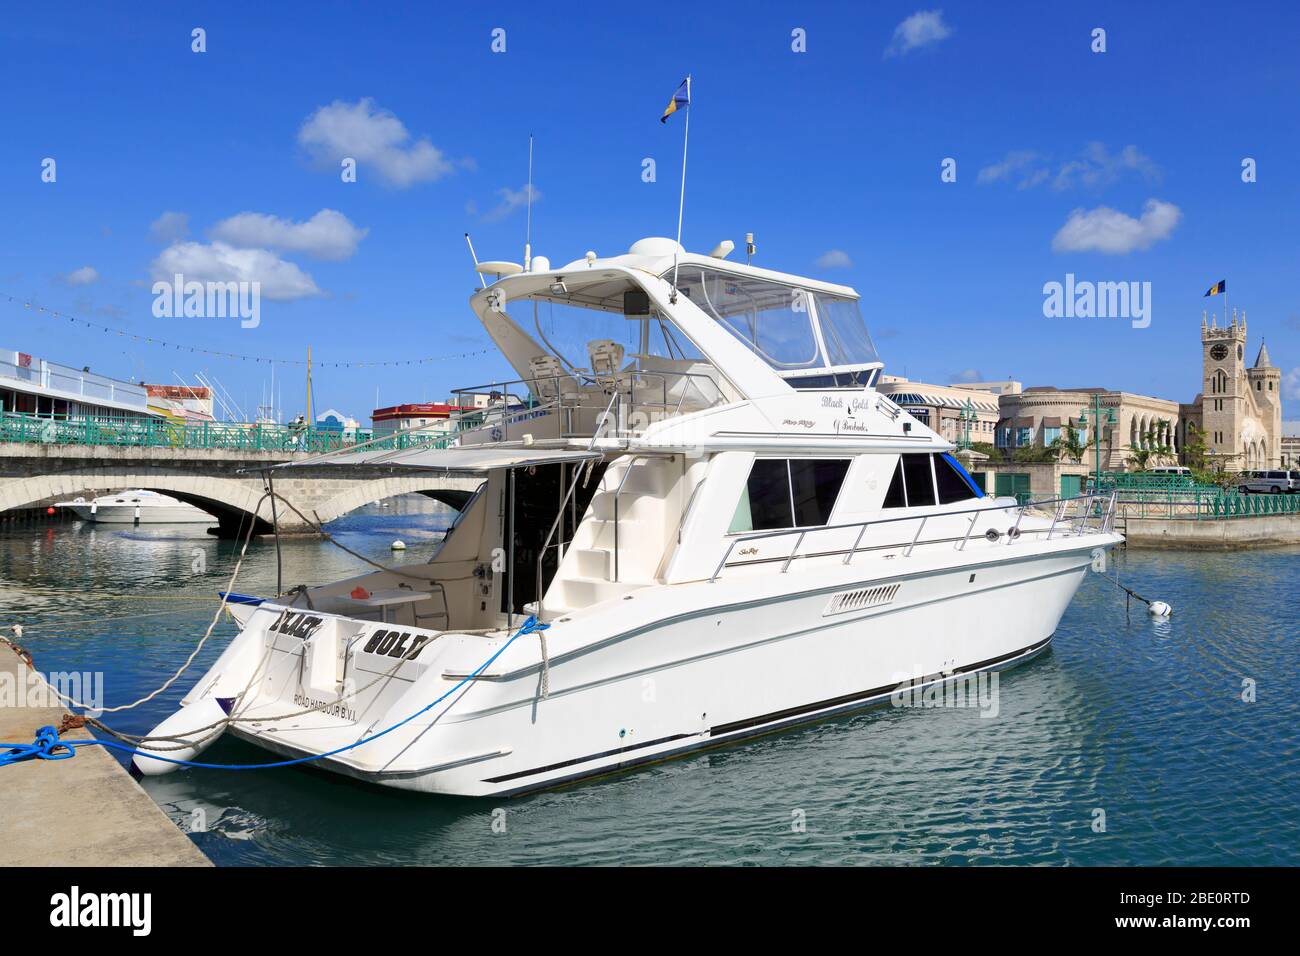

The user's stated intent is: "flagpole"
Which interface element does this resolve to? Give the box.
[670,75,691,304]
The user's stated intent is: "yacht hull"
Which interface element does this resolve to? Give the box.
[149,536,1113,796]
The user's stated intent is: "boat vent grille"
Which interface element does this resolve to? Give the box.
[824,583,900,616]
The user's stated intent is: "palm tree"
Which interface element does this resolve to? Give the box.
[1052,423,1091,464]
[1127,445,1153,471]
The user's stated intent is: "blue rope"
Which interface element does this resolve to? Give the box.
[0,725,76,766]
[0,615,549,772]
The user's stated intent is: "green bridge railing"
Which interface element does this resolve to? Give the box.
[1086,471,1300,519]
[0,411,466,454]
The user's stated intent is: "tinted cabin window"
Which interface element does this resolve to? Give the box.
[729,458,850,532]
[882,458,907,508]
[730,458,793,532]
[790,459,850,526]
[902,453,936,507]
[935,453,981,504]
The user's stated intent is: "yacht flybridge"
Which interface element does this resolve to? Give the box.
[137,236,1122,795]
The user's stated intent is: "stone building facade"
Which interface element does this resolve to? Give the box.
[995,387,1181,470]
[1177,312,1281,470]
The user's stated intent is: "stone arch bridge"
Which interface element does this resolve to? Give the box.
[0,445,482,537]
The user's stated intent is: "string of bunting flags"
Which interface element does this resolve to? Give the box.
[3,292,492,368]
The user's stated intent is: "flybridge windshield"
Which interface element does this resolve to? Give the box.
[672,266,880,372]
[518,296,702,373]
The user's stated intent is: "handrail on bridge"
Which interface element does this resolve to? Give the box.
[0,409,460,454]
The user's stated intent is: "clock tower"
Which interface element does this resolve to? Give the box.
[1199,309,1278,469]
[1200,310,1247,467]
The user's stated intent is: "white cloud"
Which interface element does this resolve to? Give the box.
[977,150,1043,187]
[150,242,321,300]
[1051,199,1182,254]
[61,266,99,286]
[209,209,367,261]
[951,368,983,383]
[478,184,541,223]
[1053,142,1159,191]
[816,249,853,269]
[149,211,190,243]
[1283,368,1300,401]
[298,98,458,188]
[886,10,953,57]
[979,143,1159,191]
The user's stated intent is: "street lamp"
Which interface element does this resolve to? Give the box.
[1078,397,1117,489]
[957,398,976,450]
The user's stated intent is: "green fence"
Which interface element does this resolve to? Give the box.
[0,411,463,454]
[1205,492,1300,518]
[1084,471,1300,519]
[1088,472,1209,493]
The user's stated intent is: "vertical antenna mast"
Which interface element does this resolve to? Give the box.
[464,233,486,289]
[524,133,534,272]
[670,75,692,304]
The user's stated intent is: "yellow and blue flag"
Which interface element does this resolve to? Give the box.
[660,77,690,123]
[1204,280,1226,297]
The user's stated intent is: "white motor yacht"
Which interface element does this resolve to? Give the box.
[57,489,214,524]
[136,236,1121,794]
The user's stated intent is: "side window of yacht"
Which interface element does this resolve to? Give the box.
[728,458,850,532]
[790,459,851,526]
[882,458,908,508]
[902,453,936,507]
[934,453,983,504]
[729,459,791,532]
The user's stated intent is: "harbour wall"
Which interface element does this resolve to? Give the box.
[1124,514,1300,550]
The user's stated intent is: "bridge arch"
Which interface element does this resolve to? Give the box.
[311,474,485,526]
[0,469,276,537]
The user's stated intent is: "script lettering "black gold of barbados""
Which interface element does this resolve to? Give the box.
[268,610,326,640]
[361,629,435,661]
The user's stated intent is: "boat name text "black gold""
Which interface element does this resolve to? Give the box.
[361,629,436,660]
[268,610,326,640]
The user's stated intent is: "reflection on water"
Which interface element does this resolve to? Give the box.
[1,500,1296,866]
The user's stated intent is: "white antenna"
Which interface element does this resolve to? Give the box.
[670,75,692,304]
[464,233,486,289]
[524,133,534,272]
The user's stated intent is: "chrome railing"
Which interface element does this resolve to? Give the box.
[709,491,1118,583]
[451,367,727,444]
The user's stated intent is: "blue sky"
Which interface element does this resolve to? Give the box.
[3,1,1298,422]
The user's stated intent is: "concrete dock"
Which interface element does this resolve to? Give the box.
[0,643,210,867]
[1125,513,1300,550]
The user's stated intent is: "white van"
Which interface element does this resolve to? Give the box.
[1237,470,1299,494]
[1149,466,1192,478]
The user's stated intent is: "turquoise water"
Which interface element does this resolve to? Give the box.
[1,500,1296,866]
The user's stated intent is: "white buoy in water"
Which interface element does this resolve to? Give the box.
[1148,601,1172,618]
[391,540,406,551]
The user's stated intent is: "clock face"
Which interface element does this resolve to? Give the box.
[1210,343,1229,361]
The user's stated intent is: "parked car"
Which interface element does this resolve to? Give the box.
[1235,470,1299,494]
